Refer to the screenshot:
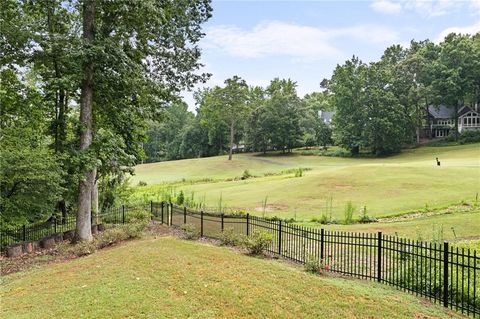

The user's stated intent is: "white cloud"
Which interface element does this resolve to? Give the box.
[436,21,480,42]
[204,21,399,62]
[371,0,474,17]
[371,0,402,14]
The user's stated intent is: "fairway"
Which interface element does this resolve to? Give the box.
[133,144,480,222]
[0,237,465,319]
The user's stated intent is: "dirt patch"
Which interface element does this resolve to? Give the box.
[254,204,289,212]
[379,204,476,223]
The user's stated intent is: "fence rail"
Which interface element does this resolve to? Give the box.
[151,201,479,318]
[2,202,478,318]
[0,204,148,252]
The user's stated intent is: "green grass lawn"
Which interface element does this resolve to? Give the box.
[132,144,480,222]
[1,237,466,319]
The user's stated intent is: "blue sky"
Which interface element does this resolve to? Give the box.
[182,0,480,111]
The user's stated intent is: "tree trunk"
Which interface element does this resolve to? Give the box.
[228,120,234,160]
[91,169,99,224]
[74,0,95,243]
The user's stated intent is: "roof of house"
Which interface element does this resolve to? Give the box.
[458,106,479,117]
[319,110,334,122]
[428,105,455,119]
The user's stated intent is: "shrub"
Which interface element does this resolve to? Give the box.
[358,206,377,223]
[243,230,273,255]
[304,255,331,274]
[96,227,129,248]
[177,190,185,205]
[180,223,200,240]
[241,169,253,180]
[137,181,147,186]
[60,240,97,257]
[294,168,304,177]
[125,209,151,223]
[123,219,148,239]
[219,227,243,246]
[343,201,355,224]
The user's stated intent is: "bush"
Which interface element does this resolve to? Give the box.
[241,169,253,180]
[59,240,97,257]
[446,130,480,144]
[125,209,151,223]
[219,227,243,246]
[294,168,304,177]
[243,230,273,255]
[176,190,185,205]
[304,255,331,274]
[180,223,200,240]
[358,206,377,223]
[96,227,129,248]
[124,219,148,239]
[138,181,148,186]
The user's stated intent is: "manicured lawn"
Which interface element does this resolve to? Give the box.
[0,237,466,319]
[132,144,480,222]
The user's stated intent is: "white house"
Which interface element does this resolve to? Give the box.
[425,105,480,138]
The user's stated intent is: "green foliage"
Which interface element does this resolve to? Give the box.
[177,191,185,206]
[304,255,331,274]
[343,201,355,225]
[219,227,243,246]
[358,206,377,223]
[243,230,273,255]
[138,181,148,187]
[242,169,253,180]
[180,224,200,240]
[446,130,480,144]
[294,168,304,177]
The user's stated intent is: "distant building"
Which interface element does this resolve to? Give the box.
[318,110,334,124]
[425,105,480,138]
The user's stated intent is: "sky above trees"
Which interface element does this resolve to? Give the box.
[182,0,480,111]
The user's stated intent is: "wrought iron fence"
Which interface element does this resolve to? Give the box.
[151,201,479,318]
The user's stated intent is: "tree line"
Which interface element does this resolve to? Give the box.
[145,32,479,161]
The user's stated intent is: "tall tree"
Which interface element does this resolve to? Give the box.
[200,76,249,160]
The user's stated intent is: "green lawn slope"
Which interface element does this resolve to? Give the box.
[1,237,466,319]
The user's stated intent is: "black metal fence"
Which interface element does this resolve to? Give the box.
[152,201,479,318]
[0,204,149,252]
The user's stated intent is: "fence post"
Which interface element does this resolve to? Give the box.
[443,241,449,308]
[278,220,282,255]
[377,232,382,282]
[246,214,250,236]
[161,202,164,224]
[221,213,224,232]
[23,225,26,242]
[200,211,204,237]
[320,228,324,261]
[122,205,125,224]
[183,207,187,224]
[170,203,173,226]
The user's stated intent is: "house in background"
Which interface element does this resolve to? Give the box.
[425,105,480,138]
[318,110,334,124]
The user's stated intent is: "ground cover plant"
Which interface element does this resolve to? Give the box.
[1,236,467,319]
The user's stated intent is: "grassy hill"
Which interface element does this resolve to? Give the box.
[132,144,480,222]
[1,236,466,319]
